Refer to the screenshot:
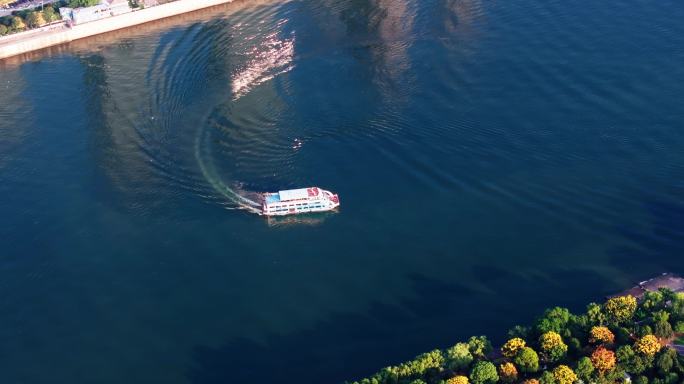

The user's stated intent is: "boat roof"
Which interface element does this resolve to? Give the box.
[279,188,315,201]
[265,194,281,204]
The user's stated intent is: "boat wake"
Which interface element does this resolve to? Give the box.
[195,122,263,214]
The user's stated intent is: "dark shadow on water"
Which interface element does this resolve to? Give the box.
[610,198,684,278]
[187,267,617,384]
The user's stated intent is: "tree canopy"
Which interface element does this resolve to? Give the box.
[350,291,684,384]
[68,0,100,8]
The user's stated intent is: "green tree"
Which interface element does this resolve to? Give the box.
[467,336,492,358]
[536,307,571,335]
[469,361,498,384]
[567,314,590,341]
[25,12,45,28]
[671,293,684,321]
[655,348,679,377]
[513,347,539,373]
[42,7,57,23]
[576,356,594,382]
[587,302,606,325]
[633,376,648,384]
[445,343,474,371]
[655,320,674,340]
[642,291,665,312]
[617,345,650,375]
[653,311,674,339]
[538,371,554,384]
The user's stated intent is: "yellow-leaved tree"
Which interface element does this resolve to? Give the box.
[539,331,568,362]
[635,334,662,356]
[553,365,578,384]
[589,326,615,344]
[604,295,637,325]
[501,338,526,358]
[446,376,469,384]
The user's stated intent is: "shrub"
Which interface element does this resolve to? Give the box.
[590,326,615,344]
[498,362,517,383]
[635,335,662,357]
[514,347,539,373]
[469,361,498,384]
[539,331,568,363]
[521,380,539,384]
[501,338,526,358]
[604,295,637,325]
[553,365,578,384]
[11,16,26,31]
[591,346,616,373]
[0,24,7,35]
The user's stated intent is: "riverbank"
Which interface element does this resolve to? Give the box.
[0,0,234,59]
[350,274,684,384]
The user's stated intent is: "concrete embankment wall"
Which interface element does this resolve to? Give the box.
[0,0,234,59]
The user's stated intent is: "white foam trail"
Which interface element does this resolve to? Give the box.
[194,123,262,214]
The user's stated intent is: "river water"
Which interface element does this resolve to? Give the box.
[1,0,683,383]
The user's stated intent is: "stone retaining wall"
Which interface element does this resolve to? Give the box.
[0,0,234,59]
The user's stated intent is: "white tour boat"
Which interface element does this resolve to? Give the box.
[262,187,340,216]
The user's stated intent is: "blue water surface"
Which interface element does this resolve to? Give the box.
[0,0,683,383]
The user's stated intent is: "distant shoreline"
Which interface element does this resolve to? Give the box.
[0,0,234,60]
